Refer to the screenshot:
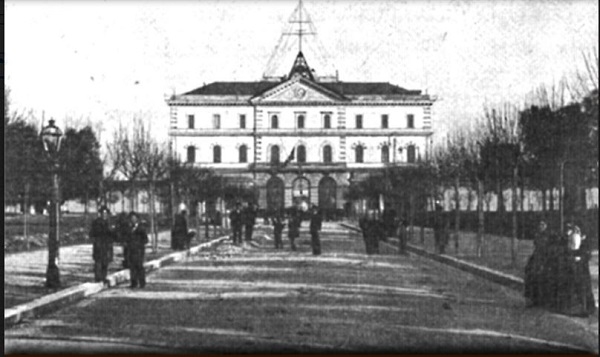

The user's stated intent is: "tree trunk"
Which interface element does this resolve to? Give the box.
[408,194,415,241]
[549,187,554,212]
[84,191,89,227]
[559,161,565,233]
[170,181,176,226]
[511,165,518,267]
[24,182,30,251]
[149,180,158,253]
[453,175,460,252]
[541,189,547,212]
[519,176,525,239]
[419,195,425,243]
[477,178,485,257]
[466,186,473,212]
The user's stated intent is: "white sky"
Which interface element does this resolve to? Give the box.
[5,0,599,147]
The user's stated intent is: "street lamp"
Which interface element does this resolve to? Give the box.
[40,119,63,289]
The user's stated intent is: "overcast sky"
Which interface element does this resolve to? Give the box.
[5,0,598,147]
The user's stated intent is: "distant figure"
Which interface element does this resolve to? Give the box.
[128,212,149,289]
[288,206,301,251]
[382,207,398,240]
[397,217,408,255]
[244,202,258,242]
[115,212,132,269]
[524,219,551,307]
[309,205,323,255]
[171,209,189,250]
[230,202,243,245]
[89,206,115,283]
[433,204,448,254]
[272,210,285,249]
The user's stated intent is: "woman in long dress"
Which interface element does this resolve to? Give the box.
[557,222,597,316]
[524,219,551,307]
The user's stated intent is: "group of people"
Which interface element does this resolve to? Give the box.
[271,204,322,255]
[229,202,258,245]
[524,218,596,317]
[89,206,149,289]
[359,209,409,255]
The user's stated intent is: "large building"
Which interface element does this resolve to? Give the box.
[167,49,435,215]
[167,3,435,216]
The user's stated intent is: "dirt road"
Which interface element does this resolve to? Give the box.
[5,223,598,354]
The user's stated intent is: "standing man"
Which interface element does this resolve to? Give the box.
[309,205,323,255]
[128,212,149,289]
[288,206,301,251]
[272,210,285,249]
[89,206,115,283]
[244,201,258,242]
[115,212,132,269]
[230,202,243,245]
[171,209,188,250]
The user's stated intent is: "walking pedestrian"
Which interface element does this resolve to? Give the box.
[524,219,551,307]
[288,207,301,251]
[230,202,243,245]
[89,206,115,283]
[127,212,149,289]
[272,210,285,249]
[171,209,189,250]
[309,205,323,255]
[244,202,258,242]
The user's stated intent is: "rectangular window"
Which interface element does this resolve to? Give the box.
[239,114,246,129]
[356,115,363,129]
[407,114,415,129]
[381,114,389,129]
[213,114,221,129]
[188,115,195,129]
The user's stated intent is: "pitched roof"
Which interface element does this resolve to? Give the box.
[182,81,421,97]
[319,82,421,96]
[183,82,280,96]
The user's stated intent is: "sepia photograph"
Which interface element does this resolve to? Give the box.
[4,0,599,354]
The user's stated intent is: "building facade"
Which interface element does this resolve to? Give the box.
[167,52,435,215]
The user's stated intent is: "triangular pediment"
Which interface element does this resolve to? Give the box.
[251,78,347,103]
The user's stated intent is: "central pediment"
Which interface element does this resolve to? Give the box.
[250,77,348,104]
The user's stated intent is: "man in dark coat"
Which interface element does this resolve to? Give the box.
[115,212,132,269]
[89,206,115,283]
[309,205,323,255]
[127,212,149,289]
[244,202,258,242]
[230,202,243,245]
[288,207,301,251]
[171,209,189,250]
[272,210,285,249]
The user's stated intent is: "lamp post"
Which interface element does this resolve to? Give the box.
[40,119,63,289]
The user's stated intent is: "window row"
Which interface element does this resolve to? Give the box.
[186,144,417,164]
[186,113,416,130]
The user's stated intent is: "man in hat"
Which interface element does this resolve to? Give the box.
[89,206,115,283]
[127,212,149,289]
[243,201,258,242]
[309,204,323,255]
[230,201,243,245]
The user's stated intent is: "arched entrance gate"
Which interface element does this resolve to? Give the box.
[318,176,337,220]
